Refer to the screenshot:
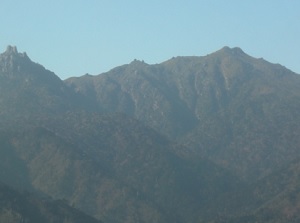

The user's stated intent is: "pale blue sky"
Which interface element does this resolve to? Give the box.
[1,1,299,79]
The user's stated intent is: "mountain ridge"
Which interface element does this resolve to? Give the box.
[0,45,300,223]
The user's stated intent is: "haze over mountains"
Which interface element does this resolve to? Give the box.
[0,45,300,223]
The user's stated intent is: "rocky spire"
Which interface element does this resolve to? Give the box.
[2,45,29,58]
[0,45,31,73]
[5,45,18,54]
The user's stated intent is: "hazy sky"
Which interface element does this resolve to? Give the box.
[1,1,299,79]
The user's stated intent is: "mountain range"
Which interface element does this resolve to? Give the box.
[0,45,300,222]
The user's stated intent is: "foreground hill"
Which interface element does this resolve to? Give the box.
[0,182,101,223]
[1,45,300,223]
[0,112,248,222]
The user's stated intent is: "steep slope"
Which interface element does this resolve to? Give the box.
[0,113,247,223]
[180,47,300,181]
[66,60,198,138]
[210,157,300,223]
[66,47,300,181]
[0,46,92,118]
[248,158,300,222]
[0,182,102,223]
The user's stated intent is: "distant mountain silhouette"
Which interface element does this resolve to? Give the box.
[1,45,300,223]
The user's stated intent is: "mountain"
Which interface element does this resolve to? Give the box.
[1,45,300,223]
[0,46,94,119]
[66,47,300,181]
[0,112,248,223]
[211,156,300,223]
[0,182,102,223]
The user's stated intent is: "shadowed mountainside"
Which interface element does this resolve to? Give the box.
[0,112,249,223]
[0,182,102,223]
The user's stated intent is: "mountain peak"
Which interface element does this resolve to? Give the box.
[130,59,148,66]
[218,46,246,55]
[2,45,29,59]
[0,45,32,73]
[5,45,18,54]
